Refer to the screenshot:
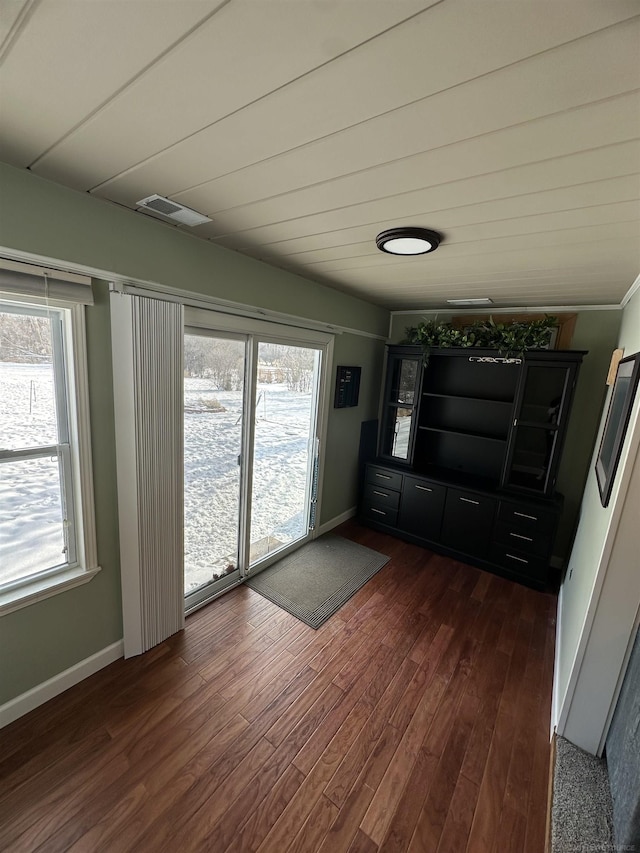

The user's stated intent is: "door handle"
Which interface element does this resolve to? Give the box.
[459,497,479,505]
[415,485,433,492]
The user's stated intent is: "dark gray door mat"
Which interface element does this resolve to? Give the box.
[245,534,389,628]
[552,735,614,852]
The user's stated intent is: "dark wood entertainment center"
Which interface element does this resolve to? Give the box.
[361,345,586,589]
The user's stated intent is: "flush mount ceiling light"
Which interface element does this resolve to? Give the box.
[375,227,442,256]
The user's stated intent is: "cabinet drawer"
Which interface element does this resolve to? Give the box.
[497,501,556,537]
[363,482,401,511]
[366,465,403,491]
[398,476,445,540]
[362,503,398,527]
[494,522,553,558]
[490,544,548,584]
[441,488,496,558]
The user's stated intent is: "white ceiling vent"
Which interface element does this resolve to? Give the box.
[136,194,211,227]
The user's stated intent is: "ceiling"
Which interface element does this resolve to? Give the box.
[1,0,639,311]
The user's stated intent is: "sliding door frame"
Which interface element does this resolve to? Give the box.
[243,333,325,579]
[183,306,334,607]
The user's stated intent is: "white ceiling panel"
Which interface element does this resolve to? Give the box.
[27,0,434,189]
[315,239,639,283]
[0,0,32,55]
[0,0,228,167]
[300,223,640,274]
[192,139,640,239]
[0,0,638,310]
[207,152,640,247]
[174,92,640,217]
[85,6,640,204]
[224,199,640,259]
[268,205,640,266]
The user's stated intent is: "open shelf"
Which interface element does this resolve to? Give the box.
[411,463,501,492]
[423,354,520,402]
[423,392,513,407]
[419,393,511,441]
[515,420,559,431]
[418,425,507,444]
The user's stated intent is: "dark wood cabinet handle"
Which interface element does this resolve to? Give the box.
[459,497,480,505]
[506,553,529,564]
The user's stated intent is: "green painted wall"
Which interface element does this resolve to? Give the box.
[321,333,385,523]
[0,164,389,705]
[554,311,622,555]
[388,309,623,560]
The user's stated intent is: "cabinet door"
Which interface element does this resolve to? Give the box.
[380,353,422,462]
[398,475,445,540]
[502,360,578,496]
[440,488,496,558]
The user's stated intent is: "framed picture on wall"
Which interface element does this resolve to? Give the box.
[595,352,640,508]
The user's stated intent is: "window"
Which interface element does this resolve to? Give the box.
[0,266,100,614]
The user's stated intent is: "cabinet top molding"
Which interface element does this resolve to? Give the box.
[388,344,588,362]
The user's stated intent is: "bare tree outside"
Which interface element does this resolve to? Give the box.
[184,336,244,390]
[0,312,52,363]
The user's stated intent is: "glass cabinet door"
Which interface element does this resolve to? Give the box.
[503,361,576,495]
[380,354,422,462]
[390,358,418,405]
[388,407,413,459]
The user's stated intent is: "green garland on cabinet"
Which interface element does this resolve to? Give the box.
[404,315,558,362]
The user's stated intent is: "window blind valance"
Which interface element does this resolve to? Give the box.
[0,259,94,305]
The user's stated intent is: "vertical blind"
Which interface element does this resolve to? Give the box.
[111,292,184,657]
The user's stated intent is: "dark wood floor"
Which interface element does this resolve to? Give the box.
[0,521,556,852]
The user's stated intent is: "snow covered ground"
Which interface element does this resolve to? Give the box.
[0,362,65,584]
[0,363,314,594]
[184,378,313,592]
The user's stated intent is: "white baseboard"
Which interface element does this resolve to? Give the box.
[0,639,124,729]
[317,506,358,537]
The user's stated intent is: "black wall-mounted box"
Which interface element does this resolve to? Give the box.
[334,365,361,408]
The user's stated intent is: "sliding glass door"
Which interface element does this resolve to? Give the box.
[183,312,330,611]
[183,332,246,608]
[248,342,321,567]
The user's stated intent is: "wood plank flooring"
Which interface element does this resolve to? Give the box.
[0,521,556,852]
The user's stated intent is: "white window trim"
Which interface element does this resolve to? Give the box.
[0,303,101,616]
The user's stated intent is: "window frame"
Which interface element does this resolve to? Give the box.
[0,298,100,615]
